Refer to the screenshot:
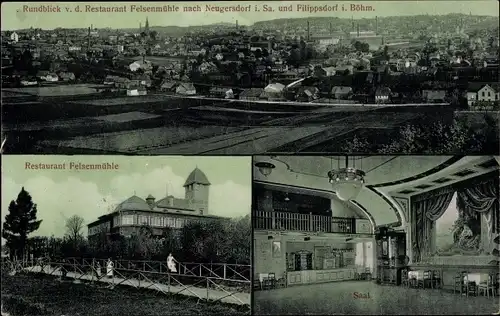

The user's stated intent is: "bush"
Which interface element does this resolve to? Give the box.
[341,116,498,154]
[2,295,50,316]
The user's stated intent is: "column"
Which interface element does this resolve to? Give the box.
[406,209,413,263]
[362,242,367,268]
[371,237,377,277]
[388,237,393,259]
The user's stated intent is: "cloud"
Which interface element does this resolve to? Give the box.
[2,176,115,238]
[210,180,251,218]
[2,166,250,239]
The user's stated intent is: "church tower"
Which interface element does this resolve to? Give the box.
[184,167,210,215]
[145,17,150,33]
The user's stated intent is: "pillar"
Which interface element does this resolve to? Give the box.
[371,237,377,277]
[362,242,367,268]
[406,205,413,263]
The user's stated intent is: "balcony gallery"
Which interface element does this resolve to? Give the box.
[253,156,375,288]
[252,155,499,315]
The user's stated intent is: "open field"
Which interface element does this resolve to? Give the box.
[2,90,497,154]
[2,273,247,316]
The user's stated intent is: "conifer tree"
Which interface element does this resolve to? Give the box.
[2,187,42,259]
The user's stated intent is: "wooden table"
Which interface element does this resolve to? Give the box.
[408,270,424,280]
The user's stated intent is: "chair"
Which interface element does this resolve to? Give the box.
[363,267,372,281]
[453,271,468,295]
[418,270,432,289]
[276,277,287,288]
[263,272,276,290]
[354,271,361,280]
[466,280,478,296]
[389,269,397,285]
[478,274,496,297]
[253,278,261,291]
[401,269,410,288]
[431,270,442,289]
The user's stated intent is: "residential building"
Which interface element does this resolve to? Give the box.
[176,82,196,95]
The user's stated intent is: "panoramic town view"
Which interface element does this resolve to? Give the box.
[1,1,498,154]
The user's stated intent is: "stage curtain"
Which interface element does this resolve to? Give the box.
[456,178,499,234]
[412,192,455,262]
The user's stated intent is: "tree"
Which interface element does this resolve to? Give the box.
[383,45,389,59]
[65,215,85,243]
[2,187,42,259]
[150,30,158,41]
[340,116,498,155]
[224,215,251,264]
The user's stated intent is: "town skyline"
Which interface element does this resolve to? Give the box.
[1,156,251,239]
[2,1,499,30]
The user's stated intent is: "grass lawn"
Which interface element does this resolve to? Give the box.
[2,273,248,316]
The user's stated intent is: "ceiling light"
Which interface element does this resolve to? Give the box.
[328,157,366,201]
[254,161,276,177]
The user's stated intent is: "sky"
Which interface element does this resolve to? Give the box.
[1,155,251,239]
[1,1,498,30]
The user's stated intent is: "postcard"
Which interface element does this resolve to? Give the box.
[1,1,498,155]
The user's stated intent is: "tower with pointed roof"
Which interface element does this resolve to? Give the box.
[145,17,150,33]
[184,167,210,215]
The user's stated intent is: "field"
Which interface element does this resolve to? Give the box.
[1,273,247,316]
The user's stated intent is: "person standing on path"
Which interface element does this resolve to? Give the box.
[106,258,114,278]
[167,253,177,273]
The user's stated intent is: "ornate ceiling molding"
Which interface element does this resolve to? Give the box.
[392,197,409,223]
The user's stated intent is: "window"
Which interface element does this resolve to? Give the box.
[482,91,485,97]
[122,215,134,225]
[166,217,175,228]
[488,91,491,97]
[138,215,148,225]
[175,218,185,228]
[151,216,162,227]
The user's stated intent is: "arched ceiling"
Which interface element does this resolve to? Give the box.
[253,156,499,228]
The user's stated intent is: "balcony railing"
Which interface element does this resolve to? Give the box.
[253,210,356,234]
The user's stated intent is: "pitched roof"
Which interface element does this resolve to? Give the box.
[184,167,211,187]
[177,82,195,90]
[331,86,353,94]
[423,90,446,100]
[264,83,285,93]
[240,88,264,97]
[376,87,392,95]
[161,81,177,89]
[115,195,151,212]
[156,196,191,210]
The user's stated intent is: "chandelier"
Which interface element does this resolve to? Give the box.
[254,161,276,177]
[327,156,366,201]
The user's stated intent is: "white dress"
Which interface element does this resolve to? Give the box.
[167,256,177,273]
[106,262,114,277]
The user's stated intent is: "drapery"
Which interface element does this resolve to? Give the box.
[456,178,499,253]
[456,178,499,234]
[412,192,455,262]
